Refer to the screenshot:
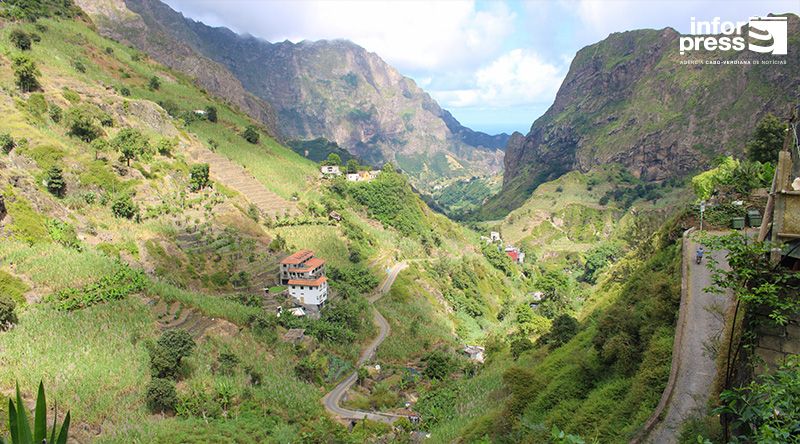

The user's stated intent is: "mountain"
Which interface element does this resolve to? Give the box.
[77,0,508,188]
[482,13,799,218]
[75,0,280,137]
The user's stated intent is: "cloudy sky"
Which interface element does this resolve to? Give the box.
[164,0,797,135]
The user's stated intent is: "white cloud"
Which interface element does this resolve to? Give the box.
[165,0,515,72]
[431,49,566,108]
[573,0,799,39]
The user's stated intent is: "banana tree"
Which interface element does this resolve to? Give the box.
[2,382,70,444]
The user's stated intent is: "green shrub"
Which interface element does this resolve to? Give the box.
[540,314,579,348]
[242,125,259,144]
[146,378,178,413]
[46,218,80,250]
[9,29,32,50]
[0,294,17,329]
[148,76,161,91]
[189,163,210,191]
[64,104,102,142]
[48,266,147,310]
[158,329,196,363]
[0,133,16,153]
[72,59,86,73]
[714,356,800,442]
[12,54,40,92]
[119,86,130,97]
[218,352,239,375]
[111,194,138,219]
[0,270,29,305]
[422,350,456,380]
[48,104,62,123]
[205,105,217,122]
[112,128,150,166]
[156,138,175,156]
[510,336,533,359]
[44,165,66,197]
[26,93,47,116]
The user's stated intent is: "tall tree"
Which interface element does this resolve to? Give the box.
[747,113,787,163]
[12,54,40,92]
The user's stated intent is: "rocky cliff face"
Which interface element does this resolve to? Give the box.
[485,14,800,217]
[80,0,507,188]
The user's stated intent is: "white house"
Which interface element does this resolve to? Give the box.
[280,250,329,308]
[463,345,485,363]
[346,173,361,182]
[320,165,341,176]
[490,231,501,242]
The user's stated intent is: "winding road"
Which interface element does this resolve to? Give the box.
[321,262,408,424]
[636,231,735,443]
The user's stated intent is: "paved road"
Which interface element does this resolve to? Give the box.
[321,262,408,424]
[644,234,734,443]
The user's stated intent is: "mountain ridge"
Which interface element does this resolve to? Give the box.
[482,14,799,218]
[78,0,509,189]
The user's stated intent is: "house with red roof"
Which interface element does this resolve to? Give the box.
[280,250,328,307]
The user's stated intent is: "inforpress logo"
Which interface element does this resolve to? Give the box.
[679,16,788,55]
[748,17,787,55]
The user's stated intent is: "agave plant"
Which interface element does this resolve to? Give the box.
[1,381,70,444]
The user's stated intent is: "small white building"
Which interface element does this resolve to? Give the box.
[321,165,341,176]
[463,345,485,363]
[345,173,361,182]
[490,231,501,242]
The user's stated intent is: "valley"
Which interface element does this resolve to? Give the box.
[0,1,797,444]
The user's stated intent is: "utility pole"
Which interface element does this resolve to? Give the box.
[699,200,706,231]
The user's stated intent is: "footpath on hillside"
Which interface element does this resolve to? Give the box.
[636,230,735,444]
[321,262,409,424]
[188,146,298,217]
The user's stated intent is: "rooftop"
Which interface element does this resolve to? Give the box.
[288,257,325,272]
[288,276,328,287]
[281,249,315,265]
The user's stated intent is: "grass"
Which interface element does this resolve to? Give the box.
[0,269,29,304]
[148,280,261,326]
[0,298,153,427]
[271,224,351,269]
[0,241,124,291]
[375,267,457,363]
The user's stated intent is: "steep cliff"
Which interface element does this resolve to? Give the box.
[81,0,508,188]
[484,14,799,218]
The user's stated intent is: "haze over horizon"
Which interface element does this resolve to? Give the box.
[163,0,797,135]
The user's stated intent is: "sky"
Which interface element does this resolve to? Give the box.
[163,0,797,135]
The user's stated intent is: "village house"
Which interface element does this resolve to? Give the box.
[279,250,329,308]
[490,231,501,242]
[345,170,381,182]
[505,246,525,264]
[463,345,485,363]
[320,165,341,176]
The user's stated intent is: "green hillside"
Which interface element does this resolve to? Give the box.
[0,8,529,442]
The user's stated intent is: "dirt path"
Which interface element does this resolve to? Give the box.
[321,262,408,424]
[640,231,734,443]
